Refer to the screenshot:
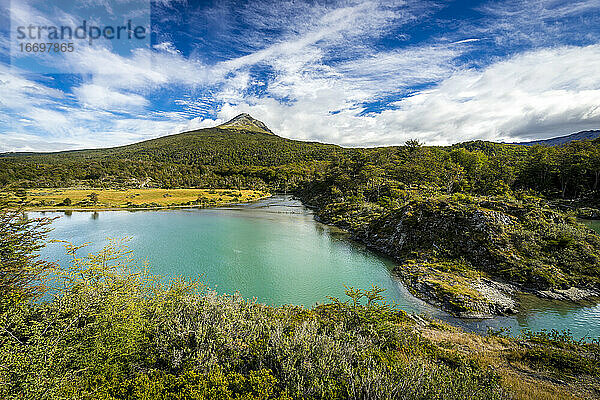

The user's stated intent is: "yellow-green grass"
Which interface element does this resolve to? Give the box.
[7,188,270,210]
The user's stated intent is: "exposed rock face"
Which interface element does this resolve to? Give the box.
[395,263,518,318]
[352,201,517,277]
[217,113,275,135]
[471,280,518,315]
[328,197,600,318]
[536,286,600,301]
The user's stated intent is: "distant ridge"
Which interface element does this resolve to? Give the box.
[216,113,275,135]
[512,130,600,146]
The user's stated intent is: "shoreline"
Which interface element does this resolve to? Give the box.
[26,190,600,323]
[22,192,273,212]
[302,195,600,320]
[23,192,600,343]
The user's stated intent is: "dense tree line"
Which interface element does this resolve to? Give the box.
[0,129,345,190]
[2,127,600,203]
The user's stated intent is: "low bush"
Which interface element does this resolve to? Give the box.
[0,242,505,400]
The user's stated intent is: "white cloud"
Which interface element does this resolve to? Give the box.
[0,66,65,110]
[217,45,600,146]
[471,0,600,47]
[73,84,149,110]
[334,46,460,96]
[452,39,480,44]
[153,41,181,55]
[2,0,600,152]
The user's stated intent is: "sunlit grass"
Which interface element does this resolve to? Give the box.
[7,188,270,210]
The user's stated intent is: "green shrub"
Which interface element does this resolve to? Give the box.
[507,330,600,377]
[0,242,505,400]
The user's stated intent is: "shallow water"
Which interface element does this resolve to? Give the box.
[31,196,600,339]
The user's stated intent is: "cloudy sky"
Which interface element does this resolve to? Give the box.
[1,0,600,152]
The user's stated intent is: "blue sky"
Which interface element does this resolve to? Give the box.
[1,0,600,151]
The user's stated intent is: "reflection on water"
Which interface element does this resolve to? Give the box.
[510,293,600,339]
[28,196,600,340]
[34,196,416,313]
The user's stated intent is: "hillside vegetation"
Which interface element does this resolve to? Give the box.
[307,193,600,317]
[0,127,345,190]
[3,188,269,210]
[513,130,600,146]
[3,126,600,203]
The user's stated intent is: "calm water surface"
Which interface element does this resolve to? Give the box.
[31,196,600,339]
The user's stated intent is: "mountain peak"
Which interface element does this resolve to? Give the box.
[216,113,275,135]
[512,129,600,146]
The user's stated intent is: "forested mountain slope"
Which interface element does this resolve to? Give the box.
[0,117,349,189]
[2,116,600,201]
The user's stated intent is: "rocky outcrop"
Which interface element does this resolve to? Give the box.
[216,113,275,135]
[394,261,518,318]
[536,286,600,301]
[576,207,600,220]
[315,196,600,318]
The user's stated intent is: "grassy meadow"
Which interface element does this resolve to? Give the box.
[8,188,270,210]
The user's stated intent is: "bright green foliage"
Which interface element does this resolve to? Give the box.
[98,368,282,400]
[298,178,600,317]
[509,330,600,377]
[0,242,505,400]
[0,128,345,190]
[2,129,600,397]
[0,190,53,305]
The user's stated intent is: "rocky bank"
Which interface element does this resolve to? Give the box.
[310,194,600,318]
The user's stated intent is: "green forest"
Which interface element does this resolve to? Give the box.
[3,128,600,200]
[2,126,600,398]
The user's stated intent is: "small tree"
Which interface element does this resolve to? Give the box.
[63,197,72,206]
[88,192,99,204]
[405,139,423,153]
[15,188,27,201]
[0,190,54,304]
